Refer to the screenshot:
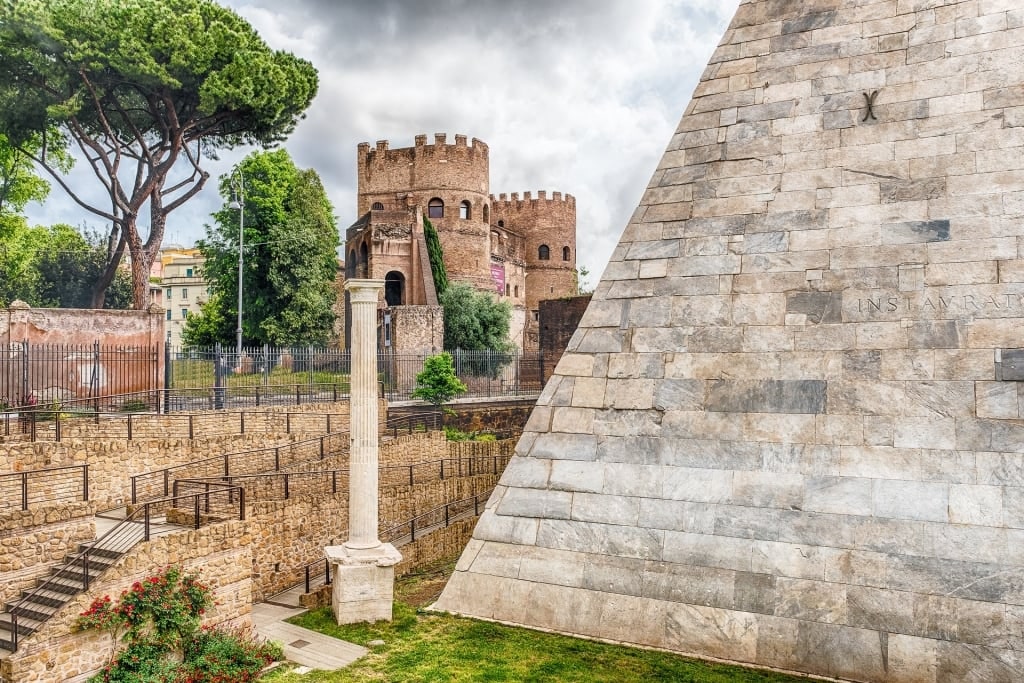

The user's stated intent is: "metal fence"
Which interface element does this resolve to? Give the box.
[0,342,547,414]
[0,341,160,411]
[165,345,547,406]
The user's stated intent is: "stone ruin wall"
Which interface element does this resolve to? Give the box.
[0,430,512,682]
[0,402,373,509]
[1,520,252,683]
[0,502,95,607]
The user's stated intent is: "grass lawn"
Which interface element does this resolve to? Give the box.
[172,359,350,392]
[262,565,812,683]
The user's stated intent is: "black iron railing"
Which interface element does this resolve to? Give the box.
[1,400,354,443]
[382,489,493,544]
[177,455,511,503]
[129,431,350,504]
[301,488,494,594]
[0,465,89,511]
[7,483,244,651]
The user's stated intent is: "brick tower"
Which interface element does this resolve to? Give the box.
[491,191,577,348]
[357,134,492,292]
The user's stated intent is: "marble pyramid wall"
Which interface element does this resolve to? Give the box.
[435,1,1024,681]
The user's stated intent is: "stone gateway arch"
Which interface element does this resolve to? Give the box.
[434,1,1024,681]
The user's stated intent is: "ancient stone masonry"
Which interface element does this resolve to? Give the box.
[0,521,252,683]
[436,1,1024,682]
[0,503,94,607]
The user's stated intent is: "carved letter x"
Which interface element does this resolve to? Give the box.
[862,90,879,122]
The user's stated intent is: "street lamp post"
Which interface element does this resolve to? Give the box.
[228,169,245,365]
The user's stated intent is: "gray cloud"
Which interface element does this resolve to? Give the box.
[25,0,738,277]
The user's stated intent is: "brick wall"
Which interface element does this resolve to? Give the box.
[538,295,592,383]
[0,302,165,404]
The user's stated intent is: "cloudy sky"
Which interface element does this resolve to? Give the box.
[25,0,738,283]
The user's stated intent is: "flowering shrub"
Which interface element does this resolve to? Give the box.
[76,566,281,683]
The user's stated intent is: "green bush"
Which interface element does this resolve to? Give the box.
[180,625,282,683]
[76,566,282,683]
[412,353,467,407]
[118,398,150,413]
[443,426,497,442]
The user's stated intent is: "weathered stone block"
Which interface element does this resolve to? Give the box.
[786,291,842,324]
[705,379,827,414]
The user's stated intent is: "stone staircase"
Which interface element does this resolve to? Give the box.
[0,542,124,652]
[0,506,207,655]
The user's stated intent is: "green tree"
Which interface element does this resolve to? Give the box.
[181,292,230,347]
[0,133,66,304]
[440,282,514,352]
[0,223,131,308]
[411,353,467,407]
[0,219,48,305]
[574,265,593,295]
[194,149,339,347]
[0,133,54,219]
[0,0,318,309]
[35,225,132,308]
[423,217,448,295]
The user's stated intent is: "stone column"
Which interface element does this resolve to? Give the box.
[326,279,401,624]
[346,280,383,549]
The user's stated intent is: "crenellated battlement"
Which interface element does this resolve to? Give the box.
[489,191,575,211]
[358,133,489,168]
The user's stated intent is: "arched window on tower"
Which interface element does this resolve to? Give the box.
[538,244,550,260]
[347,250,356,277]
[483,205,489,224]
[562,246,571,261]
[371,201,384,211]
[497,219,504,228]
[358,242,369,278]
[460,200,471,220]
[385,271,405,307]
[428,197,444,219]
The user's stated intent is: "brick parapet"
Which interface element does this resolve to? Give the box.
[490,191,577,312]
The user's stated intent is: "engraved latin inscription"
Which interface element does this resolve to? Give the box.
[844,288,1024,321]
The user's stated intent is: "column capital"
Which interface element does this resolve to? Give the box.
[345,279,386,303]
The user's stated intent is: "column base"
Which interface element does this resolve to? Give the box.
[325,543,403,625]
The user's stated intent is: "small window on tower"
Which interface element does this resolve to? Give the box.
[538,244,550,260]
[428,197,444,218]
[505,283,510,296]
[483,205,489,224]
[497,220,504,228]
[562,246,571,261]
[460,200,471,220]
[372,202,384,211]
